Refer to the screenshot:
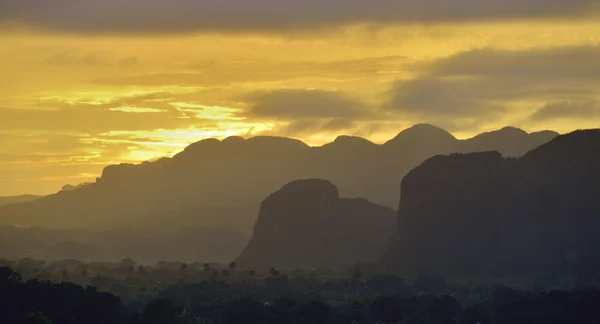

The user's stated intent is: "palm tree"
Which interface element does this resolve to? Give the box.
[203,263,211,272]
[269,267,281,277]
[228,261,237,270]
[210,270,219,282]
[351,266,362,296]
[248,270,256,293]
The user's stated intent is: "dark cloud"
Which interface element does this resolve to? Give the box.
[387,45,600,129]
[530,100,600,121]
[244,89,369,119]
[427,46,600,80]
[43,51,106,67]
[0,0,593,34]
[91,55,410,87]
[389,76,507,116]
[242,89,373,136]
[42,50,140,69]
[267,119,359,137]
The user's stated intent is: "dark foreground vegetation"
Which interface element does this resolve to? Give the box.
[3,259,600,324]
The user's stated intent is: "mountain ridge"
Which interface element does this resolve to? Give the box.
[236,179,396,269]
[0,124,559,234]
[382,129,600,276]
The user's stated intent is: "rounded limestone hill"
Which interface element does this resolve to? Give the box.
[382,129,600,277]
[236,179,396,269]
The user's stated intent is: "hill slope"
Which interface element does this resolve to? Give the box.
[236,179,396,269]
[0,195,42,208]
[0,225,248,264]
[382,129,600,277]
[0,125,557,232]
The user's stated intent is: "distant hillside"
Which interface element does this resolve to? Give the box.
[0,125,557,232]
[383,129,600,277]
[236,179,396,269]
[0,225,248,264]
[0,195,42,207]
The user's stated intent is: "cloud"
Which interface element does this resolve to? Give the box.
[386,45,600,130]
[41,50,139,69]
[0,131,167,195]
[426,46,600,80]
[1,0,594,34]
[43,51,106,67]
[91,55,410,87]
[0,93,219,134]
[244,89,369,119]
[530,100,600,121]
[240,89,378,139]
[117,57,139,68]
[240,89,374,136]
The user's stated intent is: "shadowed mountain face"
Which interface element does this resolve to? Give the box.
[383,129,600,277]
[0,225,248,264]
[0,195,42,208]
[236,179,396,269]
[0,125,557,233]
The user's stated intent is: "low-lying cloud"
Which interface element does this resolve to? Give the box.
[242,89,374,136]
[530,100,600,121]
[387,45,600,129]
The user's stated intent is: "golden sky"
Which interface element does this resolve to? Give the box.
[1,0,600,195]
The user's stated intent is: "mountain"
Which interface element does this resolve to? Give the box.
[382,129,600,277]
[236,179,396,269]
[0,225,248,264]
[0,195,42,208]
[0,125,558,233]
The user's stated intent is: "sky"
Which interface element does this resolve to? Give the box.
[0,0,599,196]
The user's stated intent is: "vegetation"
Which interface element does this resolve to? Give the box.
[3,258,600,323]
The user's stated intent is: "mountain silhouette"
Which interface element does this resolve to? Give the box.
[0,195,42,208]
[0,125,557,234]
[382,129,600,277]
[236,179,396,269]
[0,225,248,264]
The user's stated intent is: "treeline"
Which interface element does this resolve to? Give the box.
[4,266,600,323]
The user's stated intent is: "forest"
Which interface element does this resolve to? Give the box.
[3,257,600,324]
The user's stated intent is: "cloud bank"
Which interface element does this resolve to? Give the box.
[1,0,595,34]
[387,45,600,129]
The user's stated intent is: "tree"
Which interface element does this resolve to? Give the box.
[297,301,331,324]
[203,263,211,272]
[210,271,219,282]
[26,311,52,324]
[228,261,237,270]
[141,298,183,324]
[0,266,22,285]
[248,270,257,293]
[90,274,110,288]
[351,266,362,296]
[222,298,270,324]
[369,296,403,323]
[269,267,281,277]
